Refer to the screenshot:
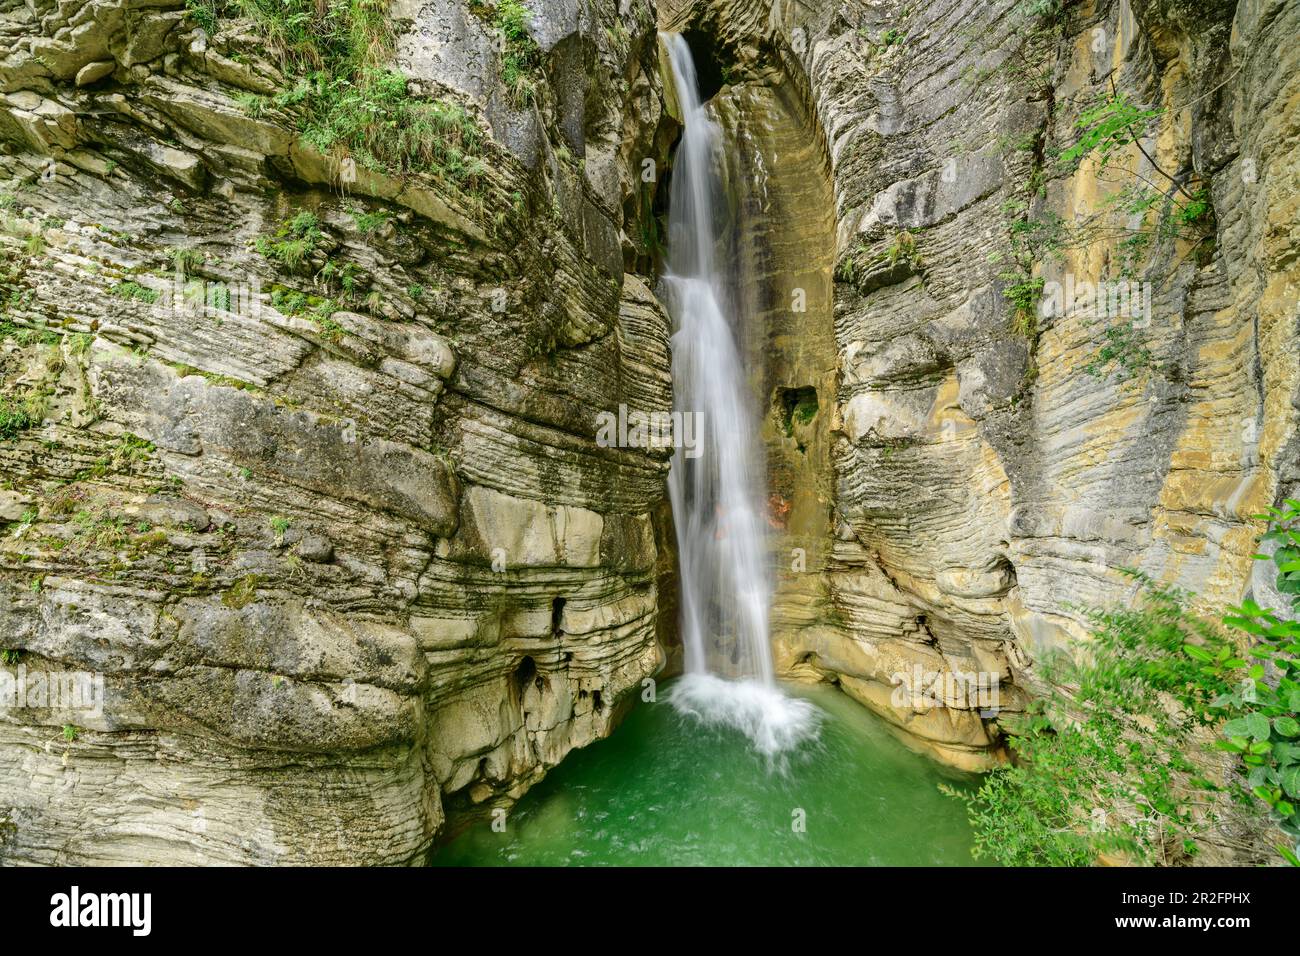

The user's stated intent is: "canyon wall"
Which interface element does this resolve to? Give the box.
[1,0,1296,866]
[668,0,1300,773]
[0,0,674,864]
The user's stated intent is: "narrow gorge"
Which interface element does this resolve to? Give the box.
[0,0,1297,868]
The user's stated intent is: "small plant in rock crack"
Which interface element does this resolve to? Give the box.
[886,230,922,269]
[1083,322,1155,385]
[256,211,323,269]
[988,201,1067,340]
[171,247,205,276]
[269,515,292,543]
[875,29,907,53]
[111,280,161,304]
[351,207,389,234]
[0,393,42,442]
[493,0,541,107]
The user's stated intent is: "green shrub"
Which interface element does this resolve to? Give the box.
[112,280,160,304]
[0,393,43,441]
[225,0,487,188]
[944,572,1229,865]
[946,506,1300,866]
[494,0,541,106]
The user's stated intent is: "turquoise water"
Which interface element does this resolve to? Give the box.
[432,680,984,866]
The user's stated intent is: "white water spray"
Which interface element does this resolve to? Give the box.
[659,33,818,757]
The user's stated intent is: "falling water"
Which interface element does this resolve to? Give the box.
[659,33,818,757]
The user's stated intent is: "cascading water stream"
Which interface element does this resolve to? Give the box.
[659,33,818,757]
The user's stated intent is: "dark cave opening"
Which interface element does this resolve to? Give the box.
[682,28,728,103]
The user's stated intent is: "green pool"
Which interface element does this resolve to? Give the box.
[432,678,984,866]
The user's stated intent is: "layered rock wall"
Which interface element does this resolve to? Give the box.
[0,0,674,864]
[669,0,1300,771]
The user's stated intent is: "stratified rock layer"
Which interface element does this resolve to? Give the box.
[0,0,674,864]
[669,0,1299,775]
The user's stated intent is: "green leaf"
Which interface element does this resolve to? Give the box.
[1283,764,1300,799]
[1247,713,1272,740]
[1183,643,1214,662]
[1276,716,1300,738]
[1222,717,1251,738]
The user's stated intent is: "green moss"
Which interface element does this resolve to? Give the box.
[222,573,260,609]
[171,247,205,276]
[112,280,160,304]
[777,387,819,438]
[267,285,345,342]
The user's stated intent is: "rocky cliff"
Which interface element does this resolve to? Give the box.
[666,0,1299,780]
[2,0,1296,866]
[0,0,674,864]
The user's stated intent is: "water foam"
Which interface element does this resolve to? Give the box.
[668,673,822,761]
[660,34,820,763]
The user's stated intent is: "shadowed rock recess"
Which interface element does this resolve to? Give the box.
[0,0,1296,865]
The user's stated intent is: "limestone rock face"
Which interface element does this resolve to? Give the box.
[0,0,673,864]
[670,0,1300,772]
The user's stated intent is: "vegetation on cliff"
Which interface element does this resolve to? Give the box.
[189,0,488,189]
[947,509,1300,866]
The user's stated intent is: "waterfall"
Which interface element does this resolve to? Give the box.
[659,33,818,758]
